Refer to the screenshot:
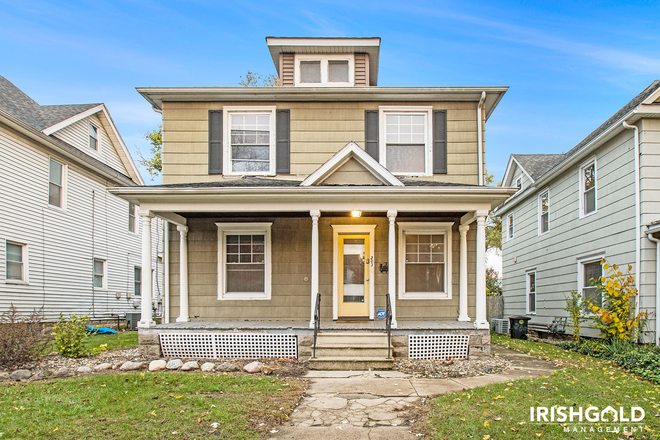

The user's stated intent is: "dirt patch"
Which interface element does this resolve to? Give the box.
[402,397,432,438]
[245,378,306,436]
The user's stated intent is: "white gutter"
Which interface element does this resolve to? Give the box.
[622,121,641,317]
[477,91,486,186]
[647,231,660,346]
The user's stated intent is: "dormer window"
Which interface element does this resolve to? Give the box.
[295,54,354,87]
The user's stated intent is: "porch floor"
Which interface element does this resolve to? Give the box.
[153,319,478,334]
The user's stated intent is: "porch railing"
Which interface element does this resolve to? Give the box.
[385,293,392,359]
[312,293,321,358]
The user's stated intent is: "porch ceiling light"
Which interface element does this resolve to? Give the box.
[351,211,362,217]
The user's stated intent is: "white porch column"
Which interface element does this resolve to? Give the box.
[310,210,321,328]
[474,212,489,329]
[176,225,189,323]
[458,224,471,322]
[138,212,156,328]
[387,210,398,328]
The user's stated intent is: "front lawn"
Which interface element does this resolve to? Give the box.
[424,335,660,439]
[0,372,302,439]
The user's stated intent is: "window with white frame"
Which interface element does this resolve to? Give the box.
[579,258,602,311]
[507,214,514,240]
[580,160,596,216]
[295,54,354,87]
[216,223,272,300]
[526,270,536,314]
[380,107,432,175]
[398,222,453,299]
[93,259,106,289]
[6,241,27,282]
[539,190,549,234]
[48,158,65,208]
[223,108,275,175]
[515,176,523,191]
[128,203,137,233]
[134,266,141,297]
[89,123,99,151]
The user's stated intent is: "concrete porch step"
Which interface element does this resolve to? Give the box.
[314,345,391,358]
[309,356,395,371]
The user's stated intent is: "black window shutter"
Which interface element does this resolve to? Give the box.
[364,110,379,161]
[276,109,290,173]
[208,110,223,174]
[433,110,447,174]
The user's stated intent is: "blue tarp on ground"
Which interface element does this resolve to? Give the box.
[86,325,116,335]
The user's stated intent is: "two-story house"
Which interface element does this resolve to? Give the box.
[0,75,163,325]
[110,37,516,367]
[496,80,660,344]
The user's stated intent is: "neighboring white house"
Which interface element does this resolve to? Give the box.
[0,75,163,322]
[495,80,660,344]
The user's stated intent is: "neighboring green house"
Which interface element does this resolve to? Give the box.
[495,80,660,344]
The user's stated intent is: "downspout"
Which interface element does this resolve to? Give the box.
[647,232,660,346]
[477,91,486,186]
[622,121,640,318]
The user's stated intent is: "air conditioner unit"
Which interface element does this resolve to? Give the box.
[490,318,510,335]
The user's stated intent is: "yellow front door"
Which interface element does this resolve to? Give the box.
[337,234,370,318]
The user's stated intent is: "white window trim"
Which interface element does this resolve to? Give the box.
[526,268,537,315]
[577,253,605,316]
[93,258,107,290]
[397,222,453,300]
[222,106,277,176]
[87,121,104,159]
[128,202,138,234]
[216,222,272,301]
[134,266,142,298]
[579,156,597,218]
[294,54,354,87]
[48,156,67,210]
[379,106,433,177]
[538,188,550,236]
[5,240,28,284]
[515,175,523,192]
[507,213,514,240]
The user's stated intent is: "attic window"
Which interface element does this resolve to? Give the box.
[295,54,354,87]
[89,123,98,151]
[515,176,522,191]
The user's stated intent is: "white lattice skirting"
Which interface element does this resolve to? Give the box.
[159,333,298,359]
[408,334,470,360]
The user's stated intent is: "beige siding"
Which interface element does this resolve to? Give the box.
[161,101,480,185]
[280,54,294,87]
[319,157,382,185]
[354,53,368,86]
[169,215,477,321]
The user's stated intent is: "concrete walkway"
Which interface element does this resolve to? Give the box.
[265,347,555,440]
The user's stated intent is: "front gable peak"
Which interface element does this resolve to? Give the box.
[301,142,404,187]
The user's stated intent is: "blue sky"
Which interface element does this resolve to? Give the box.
[1,0,658,184]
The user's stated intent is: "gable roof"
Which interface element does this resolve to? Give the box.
[0,75,144,185]
[496,79,660,215]
[301,142,404,187]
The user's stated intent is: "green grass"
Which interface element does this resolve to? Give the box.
[0,372,303,439]
[424,335,660,439]
[45,331,138,357]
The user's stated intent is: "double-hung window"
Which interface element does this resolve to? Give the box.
[580,159,597,216]
[380,107,432,176]
[49,158,65,208]
[89,123,99,151]
[526,270,536,314]
[128,203,137,233]
[216,223,272,300]
[6,241,27,282]
[134,266,142,297]
[223,108,276,175]
[539,190,549,235]
[580,259,602,311]
[398,222,453,299]
[93,259,106,289]
[507,214,514,240]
